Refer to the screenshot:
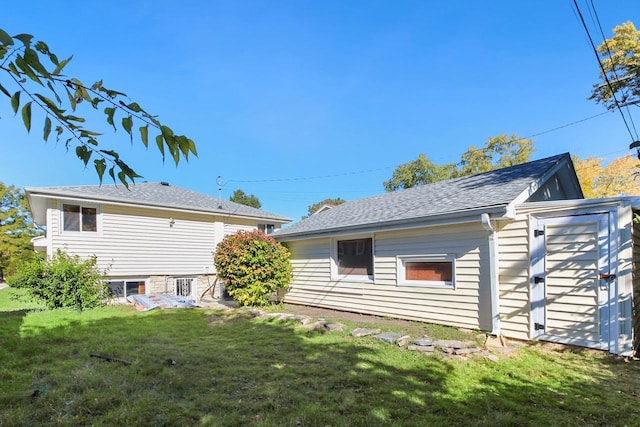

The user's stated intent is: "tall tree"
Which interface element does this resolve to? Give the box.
[304,198,346,218]
[384,134,534,191]
[0,28,197,187]
[383,154,457,192]
[0,182,42,281]
[230,189,261,209]
[458,134,535,176]
[589,21,640,111]
[574,154,640,198]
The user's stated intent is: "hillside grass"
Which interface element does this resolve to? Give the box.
[1,287,638,426]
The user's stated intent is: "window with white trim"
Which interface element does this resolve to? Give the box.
[258,223,275,234]
[108,280,146,298]
[335,237,373,280]
[397,255,455,287]
[175,278,194,298]
[63,204,97,232]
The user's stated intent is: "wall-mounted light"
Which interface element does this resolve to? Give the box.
[169,218,175,227]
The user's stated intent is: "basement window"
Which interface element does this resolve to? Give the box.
[108,280,145,298]
[397,255,455,288]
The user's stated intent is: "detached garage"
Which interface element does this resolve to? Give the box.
[274,153,639,356]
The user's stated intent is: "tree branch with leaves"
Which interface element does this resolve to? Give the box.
[0,28,197,187]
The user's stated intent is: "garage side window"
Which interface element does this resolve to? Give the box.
[337,238,373,279]
[63,204,97,232]
[398,255,455,287]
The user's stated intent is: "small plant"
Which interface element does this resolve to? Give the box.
[214,230,292,307]
[8,249,109,311]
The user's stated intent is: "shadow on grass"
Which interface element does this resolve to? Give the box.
[0,306,638,426]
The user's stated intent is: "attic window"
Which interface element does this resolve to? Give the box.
[258,223,275,234]
[63,204,97,232]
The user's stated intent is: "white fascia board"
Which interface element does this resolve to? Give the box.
[517,197,640,215]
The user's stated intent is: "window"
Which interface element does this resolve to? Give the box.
[397,255,455,287]
[336,238,373,280]
[108,280,145,298]
[258,223,275,234]
[175,278,194,298]
[63,204,97,232]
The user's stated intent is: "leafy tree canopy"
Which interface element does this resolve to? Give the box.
[0,28,197,187]
[589,21,640,111]
[230,189,261,209]
[304,198,345,218]
[573,154,640,198]
[384,134,534,191]
[0,182,42,280]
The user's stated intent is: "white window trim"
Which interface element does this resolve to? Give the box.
[396,254,456,288]
[107,279,147,299]
[330,235,375,282]
[60,201,102,235]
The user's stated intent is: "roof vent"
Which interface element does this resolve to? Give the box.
[160,181,170,186]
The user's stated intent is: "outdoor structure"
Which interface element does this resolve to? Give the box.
[274,153,640,356]
[26,182,291,302]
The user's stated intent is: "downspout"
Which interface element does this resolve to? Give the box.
[481,213,501,336]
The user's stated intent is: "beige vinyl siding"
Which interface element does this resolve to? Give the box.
[224,220,257,236]
[285,223,492,331]
[496,216,531,340]
[50,203,218,276]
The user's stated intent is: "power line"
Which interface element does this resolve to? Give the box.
[571,0,638,142]
[587,0,639,138]
[227,109,621,184]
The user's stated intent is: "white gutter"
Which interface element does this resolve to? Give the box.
[481,213,501,336]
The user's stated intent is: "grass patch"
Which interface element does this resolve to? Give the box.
[1,287,639,426]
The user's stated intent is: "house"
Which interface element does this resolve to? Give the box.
[26,182,291,301]
[274,153,639,355]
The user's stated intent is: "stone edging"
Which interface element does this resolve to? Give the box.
[247,309,500,362]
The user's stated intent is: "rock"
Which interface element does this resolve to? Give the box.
[397,335,412,347]
[373,332,404,344]
[351,328,382,337]
[433,340,476,350]
[482,352,500,362]
[453,347,482,355]
[326,322,345,331]
[303,320,328,331]
[407,345,435,353]
[411,337,433,347]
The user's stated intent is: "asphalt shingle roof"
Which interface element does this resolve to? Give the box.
[275,153,572,238]
[26,182,291,222]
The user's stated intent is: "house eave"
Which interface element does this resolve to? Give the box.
[275,205,511,241]
[25,189,291,224]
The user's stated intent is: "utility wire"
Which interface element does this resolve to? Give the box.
[587,0,639,138]
[571,0,637,142]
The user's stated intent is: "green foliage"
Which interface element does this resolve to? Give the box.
[214,230,291,306]
[0,28,197,187]
[589,21,640,111]
[0,182,43,281]
[8,250,109,311]
[229,189,262,209]
[304,197,346,219]
[384,134,534,191]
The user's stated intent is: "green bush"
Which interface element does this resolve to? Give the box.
[214,230,292,307]
[8,250,109,311]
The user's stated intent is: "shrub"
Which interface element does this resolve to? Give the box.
[214,230,292,307]
[8,250,109,311]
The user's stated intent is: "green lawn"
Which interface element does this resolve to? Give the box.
[1,287,638,426]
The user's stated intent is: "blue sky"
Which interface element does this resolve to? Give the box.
[1,1,639,222]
